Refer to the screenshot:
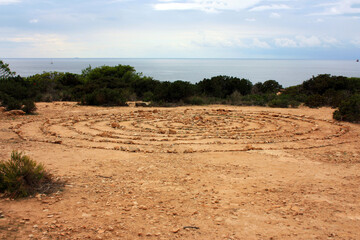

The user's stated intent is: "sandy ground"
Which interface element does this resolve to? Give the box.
[0,102,359,240]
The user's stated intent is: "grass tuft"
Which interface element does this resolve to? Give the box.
[0,151,63,198]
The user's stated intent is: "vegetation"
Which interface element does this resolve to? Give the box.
[333,94,360,123]
[0,59,359,122]
[0,151,56,198]
[0,60,15,79]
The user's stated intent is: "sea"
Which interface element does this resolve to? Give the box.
[3,58,360,87]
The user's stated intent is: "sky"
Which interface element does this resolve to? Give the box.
[0,0,360,59]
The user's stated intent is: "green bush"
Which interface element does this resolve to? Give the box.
[268,98,289,108]
[305,94,326,108]
[22,99,37,114]
[2,95,22,111]
[0,151,51,198]
[185,96,206,105]
[333,94,360,123]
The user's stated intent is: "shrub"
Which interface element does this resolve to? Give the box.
[268,98,289,108]
[185,96,206,105]
[0,151,52,198]
[3,96,22,111]
[333,94,360,123]
[22,99,37,114]
[305,94,326,108]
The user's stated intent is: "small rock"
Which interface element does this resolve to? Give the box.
[139,205,148,210]
[172,228,181,233]
[81,213,92,218]
[184,148,194,153]
[168,129,177,134]
[129,146,140,152]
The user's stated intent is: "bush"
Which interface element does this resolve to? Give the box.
[268,98,289,108]
[305,94,326,108]
[83,88,126,106]
[185,96,206,105]
[0,151,52,198]
[333,94,360,123]
[1,95,22,111]
[22,99,37,114]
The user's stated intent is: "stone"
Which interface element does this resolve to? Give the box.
[168,129,177,134]
[184,148,194,153]
[172,228,181,233]
[129,146,140,152]
[139,205,148,210]
[4,110,26,116]
[81,213,92,218]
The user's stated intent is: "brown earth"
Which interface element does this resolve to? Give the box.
[0,102,359,240]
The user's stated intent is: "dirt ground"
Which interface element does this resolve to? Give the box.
[0,102,359,240]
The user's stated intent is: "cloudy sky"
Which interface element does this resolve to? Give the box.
[1,0,360,59]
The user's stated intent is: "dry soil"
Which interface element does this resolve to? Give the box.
[0,102,359,239]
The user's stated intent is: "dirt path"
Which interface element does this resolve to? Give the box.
[1,102,359,239]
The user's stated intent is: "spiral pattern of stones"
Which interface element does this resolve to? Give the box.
[12,108,350,153]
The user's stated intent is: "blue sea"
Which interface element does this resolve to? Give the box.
[3,58,360,87]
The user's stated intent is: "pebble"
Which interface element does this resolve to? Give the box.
[139,205,148,210]
[129,146,140,152]
[82,213,92,218]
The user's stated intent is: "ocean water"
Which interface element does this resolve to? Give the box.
[3,58,360,87]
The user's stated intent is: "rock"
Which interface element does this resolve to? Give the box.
[111,122,120,128]
[0,107,5,112]
[184,148,194,153]
[172,228,181,233]
[35,193,42,200]
[139,205,148,210]
[81,213,92,218]
[4,110,26,116]
[168,129,177,134]
[129,146,140,152]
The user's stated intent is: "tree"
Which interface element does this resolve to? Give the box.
[0,60,15,80]
[261,80,283,93]
[197,75,252,98]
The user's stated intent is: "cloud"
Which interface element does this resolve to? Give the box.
[296,35,322,47]
[314,0,360,15]
[252,38,271,48]
[351,39,360,47]
[245,18,256,22]
[270,12,281,18]
[249,4,291,12]
[29,19,39,24]
[275,38,298,47]
[275,36,332,48]
[153,0,261,13]
[0,0,20,5]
